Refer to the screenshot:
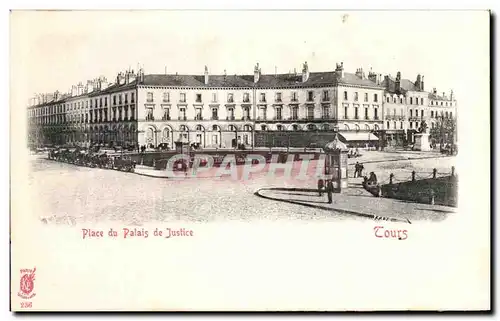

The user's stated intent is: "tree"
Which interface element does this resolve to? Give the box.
[430,116,457,150]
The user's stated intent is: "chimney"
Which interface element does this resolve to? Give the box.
[86,80,94,93]
[54,90,60,101]
[294,68,297,76]
[450,90,454,101]
[368,68,377,83]
[71,85,77,97]
[378,73,382,85]
[421,76,424,91]
[433,87,437,95]
[335,62,344,78]
[125,71,130,84]
[395,72,401,93]
[415,74,422,91]
[99,76,108,90]
[204,65,209,85]
[139,69,145,83]
[254,63,261,83]
[355,68,365,79]
[302,61,309,82]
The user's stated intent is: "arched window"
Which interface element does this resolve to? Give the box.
[400,98,403,104]
[393,97,397,103]
[410,97,413,104]
[386,97,390,103]
[276,125,283,131]
[374,124,380,131]
[365,124,370,130]
[292,124,300,131]
[243,125,252,131]
[260,125,267,131]
[344,124,350,130]
[195,125,204,131]
[355,124,360,132]
[322,124,330,131]
[228,125,236,131]
[212,125,219,131]
[307,124,317,131]
[162,127,170,138]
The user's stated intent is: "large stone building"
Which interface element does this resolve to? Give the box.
[26,62,457,149]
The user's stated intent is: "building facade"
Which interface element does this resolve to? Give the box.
[27,62,457,149]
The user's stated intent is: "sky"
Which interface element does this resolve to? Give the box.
[10,10,489,108]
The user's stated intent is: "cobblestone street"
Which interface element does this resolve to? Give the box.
[29,151,457,225]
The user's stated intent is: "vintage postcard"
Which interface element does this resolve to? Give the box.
[10,10,490,311]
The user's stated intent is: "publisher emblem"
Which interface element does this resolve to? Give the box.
[18,267,36,299]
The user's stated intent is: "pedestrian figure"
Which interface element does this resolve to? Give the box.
[354,162,360,177]
[358,163,364,177]
[317,179,325,196]
[326,180,334,204]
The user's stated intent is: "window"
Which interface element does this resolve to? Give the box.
[180,93,186,103]
[104,97,108,107]
[431,101,434,106]
[364,93,368,102]
[276,92,282,102]
[432,122,435,129]
[394,97,397,103]
[291,107,298,120]
[441,102,443,106]
[195,108,202,120]
[99,98,103,107]
[400,121,403,129]
[409,122,413,129]
[343,91,348,100]
[162,108,170,120]
[374,94,378,102]
[227,93,234,103]
[322,106,330,118]
[260,93,266,102]
[393,122,396,129]
[147,92,153,102]
[354,106,359,119]
[259,107,267,120]
[261,125,267,131]
[291,92,298,102]
[431,110,434,118]
[344,106,348,119]
[243,93,250,102]
[277,125,283,131]
[365,107,369,119]
[275,107,282,120]
[416,122,419,129]
[163,92,170,102]
[307,91,314,101]
[130,106,135,120]
[212,108,218,120]
[323,90,330,101]
[410,97,413,104]
[421,110,424,118]
[445,111,449,118]
[410,109,413,118]
[354,92,358,101]
[227,108,235,120]
[416,98,419,105]
[196,93,202,103]
[393,108,396,116]
[131,93,135,103]
[179,108,186,120]
[307,106,314,119]
[145,108,153,121]
[421,98,424,105]
[118,95,122,105]
[374,107,378,120]
[212,93,217,102]
[124,94,128,104]
[243,107,250,119]
[450,112,453,118]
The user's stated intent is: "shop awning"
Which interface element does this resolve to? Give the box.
[338,132,379,141]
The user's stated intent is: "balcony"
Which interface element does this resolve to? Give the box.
[178,116,187,121]
[211,116,219,120]
[227,99,234,103]
[162,115,171,121]
[226,116,235,121]
[195,115,204,120]
[274,116,283,121]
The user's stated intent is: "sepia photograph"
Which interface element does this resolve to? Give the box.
[9,10,491,311]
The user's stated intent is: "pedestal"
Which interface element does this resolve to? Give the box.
[414,133,431,151]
